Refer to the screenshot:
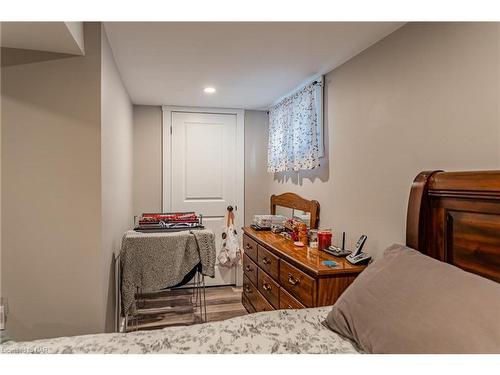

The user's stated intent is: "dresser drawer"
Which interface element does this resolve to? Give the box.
[243,234,258,263]
[257,269,280,309]
[242,291,255,313]
[257,245,279,281]
[243,253,258,286]
[243,274,258,309]
[279,259,316,307]
[279,287,306,309]
[252,289,274,313]
[244,274,274,312]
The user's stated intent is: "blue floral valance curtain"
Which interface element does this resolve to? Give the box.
[267,82,321,173]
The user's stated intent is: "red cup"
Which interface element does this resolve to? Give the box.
[318,230,332,251]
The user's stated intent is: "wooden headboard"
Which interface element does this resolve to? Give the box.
[407,170,500,282]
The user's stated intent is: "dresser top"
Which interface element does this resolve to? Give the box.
[243,227,366,276]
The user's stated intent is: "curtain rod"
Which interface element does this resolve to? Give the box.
[267,80,323,114]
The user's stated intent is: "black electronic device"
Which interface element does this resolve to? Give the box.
[324,232,351,257]
[346,235,371,264]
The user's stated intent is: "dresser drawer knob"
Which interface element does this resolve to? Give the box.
[244,265,252,272]
[287,273,300,286]
[245,244,253,250]
[262,257,271,265]
[262,283,272,291]
[244,285,252,294]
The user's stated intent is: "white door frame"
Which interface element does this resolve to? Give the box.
[162,105,245,286]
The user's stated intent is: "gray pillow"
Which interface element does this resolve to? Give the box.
[324,244,500,353]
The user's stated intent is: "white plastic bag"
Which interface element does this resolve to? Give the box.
[217,208,241,268]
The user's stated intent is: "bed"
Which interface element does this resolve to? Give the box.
[0,307,359,354]
[2,169,499,354]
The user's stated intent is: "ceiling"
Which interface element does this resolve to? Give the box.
[1,22,85,55]
[105,22,404,109]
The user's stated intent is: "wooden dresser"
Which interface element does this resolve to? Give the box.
[241,227,367,313]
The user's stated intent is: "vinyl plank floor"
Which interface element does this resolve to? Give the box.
[126,285,247,332]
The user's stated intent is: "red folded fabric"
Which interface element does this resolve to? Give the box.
[139,212,200,225]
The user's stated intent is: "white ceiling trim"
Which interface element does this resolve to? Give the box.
[1,22,85,55]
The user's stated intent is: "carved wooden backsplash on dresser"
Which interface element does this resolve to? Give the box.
[241,228,366,313]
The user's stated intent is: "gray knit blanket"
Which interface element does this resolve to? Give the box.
[120,229,216,316]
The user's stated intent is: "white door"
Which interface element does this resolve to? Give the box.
[167,110,242,286]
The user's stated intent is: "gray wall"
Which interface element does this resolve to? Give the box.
[132,105,163,217]
[100,26,133,332]
[244,110,272,225]
[265,22,500,256]
[1,23,103,340]
[1,22,135,340]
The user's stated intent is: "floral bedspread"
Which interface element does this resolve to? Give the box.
[1,307,361,354]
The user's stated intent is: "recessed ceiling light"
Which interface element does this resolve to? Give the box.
[204,87,216,94]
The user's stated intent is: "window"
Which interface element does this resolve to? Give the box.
[267,78,323,173]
